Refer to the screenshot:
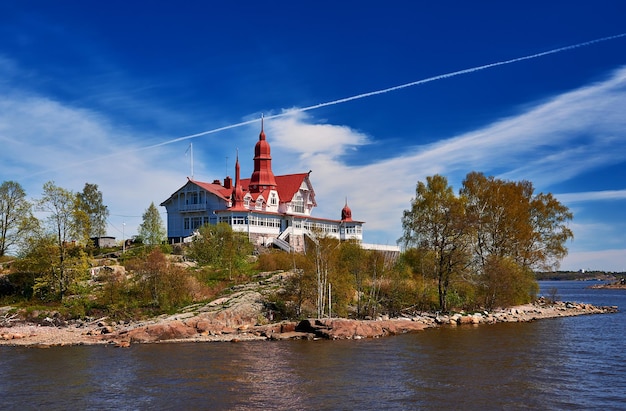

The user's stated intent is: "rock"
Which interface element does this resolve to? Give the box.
[458,315,474,325]
[294,318,428,340]
[269,331,314,340]
[101,326,114,334]
[125,320,197,343]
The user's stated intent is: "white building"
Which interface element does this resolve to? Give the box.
[161,123,364,252]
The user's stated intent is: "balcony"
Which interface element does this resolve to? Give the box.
[179,203,207,212]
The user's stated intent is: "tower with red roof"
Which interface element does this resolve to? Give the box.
[161,122,364,251]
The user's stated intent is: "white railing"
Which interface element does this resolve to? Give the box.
[272,237,293,252]
[278,226,293,240]
[179,203,207,212]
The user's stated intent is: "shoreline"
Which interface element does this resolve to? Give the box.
[1,299,618,348]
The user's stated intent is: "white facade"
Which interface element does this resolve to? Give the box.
[161,127,364,252]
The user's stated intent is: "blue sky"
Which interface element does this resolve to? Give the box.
[1,2,625,271]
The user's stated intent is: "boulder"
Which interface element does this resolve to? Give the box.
[126,320,197,343]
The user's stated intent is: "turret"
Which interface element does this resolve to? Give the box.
[249,118,277,193]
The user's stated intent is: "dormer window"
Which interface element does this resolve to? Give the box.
[293,193,304,213]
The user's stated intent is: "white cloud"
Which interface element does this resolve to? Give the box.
[263,66,626,259]
[557,189,626,203]
[2,52,626,270]
[268,111,370,160]
[0,90,186,239]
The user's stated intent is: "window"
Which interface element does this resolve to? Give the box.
[191,217,203,229]
[293,193,304,213]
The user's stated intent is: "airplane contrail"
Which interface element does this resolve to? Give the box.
[149,32,626,147]
[30,32,626,176]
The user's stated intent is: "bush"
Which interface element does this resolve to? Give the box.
[478,256,539,309]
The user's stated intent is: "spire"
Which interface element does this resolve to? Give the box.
[235,148,240,184]
[341,197,353,221]
[230,149,246,210]
[249,115,277,193]
[259,113,266,141]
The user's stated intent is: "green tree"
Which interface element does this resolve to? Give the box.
[336,241,366,317]
[128,248,193,310]
[479,255,539,309]
[138,202,166,246]
[75,183,109,241]
[400,175,471,312]
[276,254,316,318]
[460,172,573,272]
[0,181,38,256]
[16,234,89,301]
[188,223,253,278]
[35,181,87,300]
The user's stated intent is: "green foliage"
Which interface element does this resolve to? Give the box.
[477,256,538,309]
[0,271,36,301]
[0,180,38,257]
[400,172,572,312]
[75,183,109,242]
[125,249,194,311]
[400,175,471,312]
[15,234,90,302]
[138,202,166,246]
[257,250,301,271]
[188,223,254,278]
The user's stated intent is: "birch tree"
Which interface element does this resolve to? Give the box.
[0,181,37,256]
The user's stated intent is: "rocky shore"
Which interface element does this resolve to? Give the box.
[1,298,617,348]
[0,271,619,347]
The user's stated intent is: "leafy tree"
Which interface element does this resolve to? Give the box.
[34,181,87,300]
[75,183,109,241]
[188,223,253,278]
[401,172,573,312]
[400,175,471,312]
[15,234,89,301]
[278,263,317,318]
[336,241,366,317]
[127,248,193,310]
[0,181,38,256]
[362,248,394,318]
[478,255,539,309]
[138,202,166,246]
[460,172,573,272]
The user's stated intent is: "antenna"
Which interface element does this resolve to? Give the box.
[185,143,194,179]
[190,143,194,179]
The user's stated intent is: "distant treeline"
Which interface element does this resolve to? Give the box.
[535,271,625,281]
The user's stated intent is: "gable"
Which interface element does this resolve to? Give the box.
[160,179,230,207]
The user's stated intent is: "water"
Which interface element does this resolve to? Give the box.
[1,281,625,410]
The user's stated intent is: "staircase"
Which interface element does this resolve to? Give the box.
[272,236,293,252]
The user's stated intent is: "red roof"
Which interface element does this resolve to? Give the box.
[192,179,231,200]
[163,173,312,206]
[233,172,313,204]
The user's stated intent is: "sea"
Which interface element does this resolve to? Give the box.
[1,281,625,410]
